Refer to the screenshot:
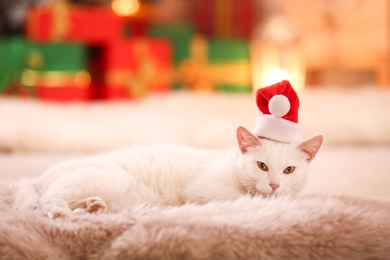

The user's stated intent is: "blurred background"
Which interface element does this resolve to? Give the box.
[0,0,390,198]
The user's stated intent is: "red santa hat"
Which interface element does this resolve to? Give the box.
[252,80,302,143]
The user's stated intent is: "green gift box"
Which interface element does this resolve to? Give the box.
[177,36,252,92]
[148,24,195,65]
[0,37,28,93]
[24,43,87,71]
[208,39,251,92]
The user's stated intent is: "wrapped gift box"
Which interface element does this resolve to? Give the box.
[148,24,194,89]
[192,0,255,40]
[25,3,123,44]
[21,43,92,102]
[93,38,173,100]
[148,25,194,65]
[148,25,251,92]
[177,36,252,92]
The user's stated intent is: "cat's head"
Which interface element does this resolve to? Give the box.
[236,126,323,197]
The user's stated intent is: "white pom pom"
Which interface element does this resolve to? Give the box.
[269,95,290,118]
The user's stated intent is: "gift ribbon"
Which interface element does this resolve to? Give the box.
[51,1,71,41]
[21,69,91,88]
[26,2,71,41]
[178,35,251,91]
[215,0,233,39]
[129,39,154,98]
[26,7,41,40]
[178,35,212,91]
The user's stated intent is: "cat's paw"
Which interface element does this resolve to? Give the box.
[69,197,107,214]
[85,197,107,214]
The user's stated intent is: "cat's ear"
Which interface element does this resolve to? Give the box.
[299,135,323,162]
[237,126,261,154]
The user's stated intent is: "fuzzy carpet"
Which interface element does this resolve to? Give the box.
[1,180,390,259]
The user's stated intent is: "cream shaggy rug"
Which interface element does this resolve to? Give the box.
[1,181,390,259]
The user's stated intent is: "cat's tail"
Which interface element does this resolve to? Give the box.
[14,180,40,212]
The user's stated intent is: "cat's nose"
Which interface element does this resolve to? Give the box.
[269,183,280,191]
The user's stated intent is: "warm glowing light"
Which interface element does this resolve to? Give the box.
[111,0,140,17]
[74,71,91,88]
[250,44,305,93]
[264,69,292,86]
[21,69,38,87]
[251,6,305,93]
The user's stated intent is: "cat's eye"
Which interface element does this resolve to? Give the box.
[283,166,296,174]
[257,162,269,171]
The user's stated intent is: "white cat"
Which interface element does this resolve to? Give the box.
[15,126,323,219]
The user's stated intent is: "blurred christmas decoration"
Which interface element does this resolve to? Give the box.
[146,0,191,25]
[92,38,173,100]
[148,24,194,89]
[111,0,140,17]
[149,25,251,92]
[149,24,194,65]
[0,0,115,36]
[0,0,260,102]
[178,36,251,92]
[251,0,305,92]
[25,2,123,44]
[20,43,92,101]
[192,0,255,40]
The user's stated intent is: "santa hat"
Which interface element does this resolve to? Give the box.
[252,80,302,143]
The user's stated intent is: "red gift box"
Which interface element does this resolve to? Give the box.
[25,3,123,44]
[92,38,173,100]
[36,84,91,102]
[192,0,255,40]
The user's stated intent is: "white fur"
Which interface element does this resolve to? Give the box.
[14,127,321,218]
[252,115,303,143]
[237,139,310,196]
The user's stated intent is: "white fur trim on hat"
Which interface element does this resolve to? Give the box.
[252,115,303,143]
